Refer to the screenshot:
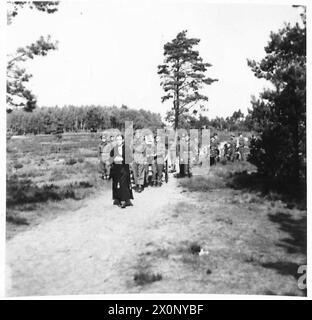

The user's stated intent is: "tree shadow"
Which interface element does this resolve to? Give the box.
[226,170,306,210]
[268,211,306,255]
[260,260,307,297]
[261,261,301,278]
[260,212,307,296]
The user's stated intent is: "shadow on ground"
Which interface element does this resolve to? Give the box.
[260,211,307,296]
[227,169,306,210]
[268,211,306,255]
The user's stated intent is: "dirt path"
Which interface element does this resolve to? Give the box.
[6,171,306,297]
[6,176,187,296]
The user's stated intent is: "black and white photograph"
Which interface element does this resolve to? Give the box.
[1,0,309,299]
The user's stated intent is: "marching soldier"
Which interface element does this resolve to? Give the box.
[168,135,177,173]
[144,134,155,186]
[132,130,146,193]
[152,134,167,186]
[238,133,245,161]
[228,134,236,162]
[213,133,220,162]
[224,141,230,161]
[210,135,219,166]
[98,134,111,179]
[179,133,191,177]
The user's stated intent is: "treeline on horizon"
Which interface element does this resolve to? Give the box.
[6,105,164,135]
[7,105,254,135]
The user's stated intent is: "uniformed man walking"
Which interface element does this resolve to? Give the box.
[238,133,245,161]
[132,130,146,193]
[98,134,111,179]
[152,134,167,186]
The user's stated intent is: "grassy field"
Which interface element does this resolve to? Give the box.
[174,161,307,295]
[6,132,109,239]
[5,134,307,295]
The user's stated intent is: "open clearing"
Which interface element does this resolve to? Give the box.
[6,162,306,297]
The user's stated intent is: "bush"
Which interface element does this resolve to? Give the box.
[6,176,77,207]
[13,162,23,169]
[65,158,77,165]
[179,174,225,192]
[78,181,93,188]
[133,271,162,286]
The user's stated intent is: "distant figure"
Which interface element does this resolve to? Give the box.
[238,133,245,161]
[98,134,111,180]
[132,130,146,193]
[109,134,133,208]
[178,133,191,177]
[152,134,167,186]
[228,134,237,162]
[213,133,220,162]
[210,135,219,166]
[144,134,155,186]
[168,136,177,173]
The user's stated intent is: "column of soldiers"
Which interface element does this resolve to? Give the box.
[98,130,251,184]
[211,132,248,164]
[98,131,169,193]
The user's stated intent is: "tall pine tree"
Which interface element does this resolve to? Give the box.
[158,30,217,129]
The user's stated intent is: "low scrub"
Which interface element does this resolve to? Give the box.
[65,158,77,165]
[6,176,77,207]
[133,271,162,286]
[179,174,225,192]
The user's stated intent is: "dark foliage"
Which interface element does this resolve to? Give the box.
[6,175,77,207]
[247,8,306,184]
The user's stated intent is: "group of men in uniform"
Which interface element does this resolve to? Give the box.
[98,130,250,185]
[209,132,250,165]
[98,131,168,193]
[131,131,167,192]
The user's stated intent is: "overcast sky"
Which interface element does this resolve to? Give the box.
[7,0,302,119]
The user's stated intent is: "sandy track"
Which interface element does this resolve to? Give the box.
[6,176,185,297]
[6,172,306,297]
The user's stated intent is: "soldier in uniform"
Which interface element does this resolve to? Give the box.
[228,134,236,162]
[179,132,191,177]
[168,135,177,173]
[152,134,167,186]
[98,134,111,179]
[132,130,146,193]
[210,135,217,166]
[213,133,220,162]
[144,134,155,186]
[238,133,245,161]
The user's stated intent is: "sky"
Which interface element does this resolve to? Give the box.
[7,0,303,119]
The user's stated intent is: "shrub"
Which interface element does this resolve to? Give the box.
[133,271,162,286]
[6,176,77,207]
[13,162,23,170]
[78,181,93,188]
[65,158,77,165]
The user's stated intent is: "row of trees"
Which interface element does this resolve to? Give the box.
[7,105,164,135]
[7,104,254,135]
[171,109,254,131]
